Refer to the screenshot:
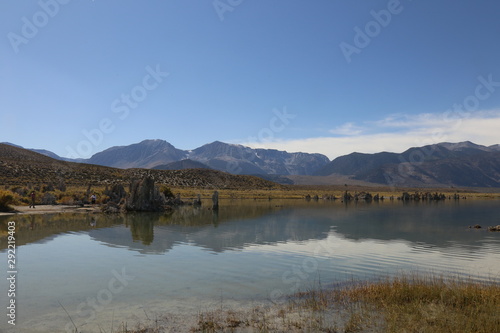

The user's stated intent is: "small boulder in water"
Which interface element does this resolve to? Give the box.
[488,225,500,232]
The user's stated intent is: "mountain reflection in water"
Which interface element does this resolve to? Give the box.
[1,199,499,333]
[2,199,499,256]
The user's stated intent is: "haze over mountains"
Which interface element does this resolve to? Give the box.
[3,140,500,188]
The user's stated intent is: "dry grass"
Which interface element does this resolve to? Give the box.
[184,274,500,332]
[1,185,110,207]
[3,179,500,206]
[0,189,15,212]
[162,185,500,201]
[174,274,500,332]
[371,276,499,333]
[293,274,500,333]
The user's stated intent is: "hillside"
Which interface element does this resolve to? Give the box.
[0,144,283,190]
[8,140,331,176]
[187,141,330,175]
[4,140,500,188]
[87,139,188,169]
[315,142,500,187]
[0,143,124,186]
[153,159,212,171]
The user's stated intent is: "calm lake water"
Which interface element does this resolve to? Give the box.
[1,199,499,332]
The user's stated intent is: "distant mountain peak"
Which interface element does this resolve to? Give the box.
[136,139,172,147]
[88,139,188,169]
[3,139,500,186]
[315,140,500,187]
[79,139,329,175]
[436,141,490,151]
[203,140,242,148]
[489,144,500,151]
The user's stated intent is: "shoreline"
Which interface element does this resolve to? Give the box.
[1,190,499,217]
[0,204,102,216]
[1,199,499,332]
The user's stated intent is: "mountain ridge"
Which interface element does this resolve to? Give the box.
[87,139,188,169]
[4,140,500,188]
[153,159,212,171]
[315,141,500,187]
[4,140,330,176]
[0,143,283,190]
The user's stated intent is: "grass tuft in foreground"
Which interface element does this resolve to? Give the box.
[62,274,500,332]
[294,274,500,333]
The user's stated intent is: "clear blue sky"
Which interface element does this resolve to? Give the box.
[2,0,500,160]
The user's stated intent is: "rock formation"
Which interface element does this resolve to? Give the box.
[125,176,166,212]
[488,225,500,232]
[101,184,127,213]
[212,190,219,210]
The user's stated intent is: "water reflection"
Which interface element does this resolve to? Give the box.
[2,200,499,256]
[130,218,154,245]
[88,204,330,254]
[0,213,122,249]
[332,200,500,249]
[1,199,499,333]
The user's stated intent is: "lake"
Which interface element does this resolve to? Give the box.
[1,199,499,332]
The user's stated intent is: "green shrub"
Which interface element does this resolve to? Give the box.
[0,191,15,212]
[41,192,57,205]
[160,185,175,199]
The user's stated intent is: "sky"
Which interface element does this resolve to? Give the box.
[1,0,500,160]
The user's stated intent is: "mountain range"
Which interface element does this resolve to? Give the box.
[0,143,282,190]
[315,141,500,187]
[3,140,500,188]
[3,140,330,176]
